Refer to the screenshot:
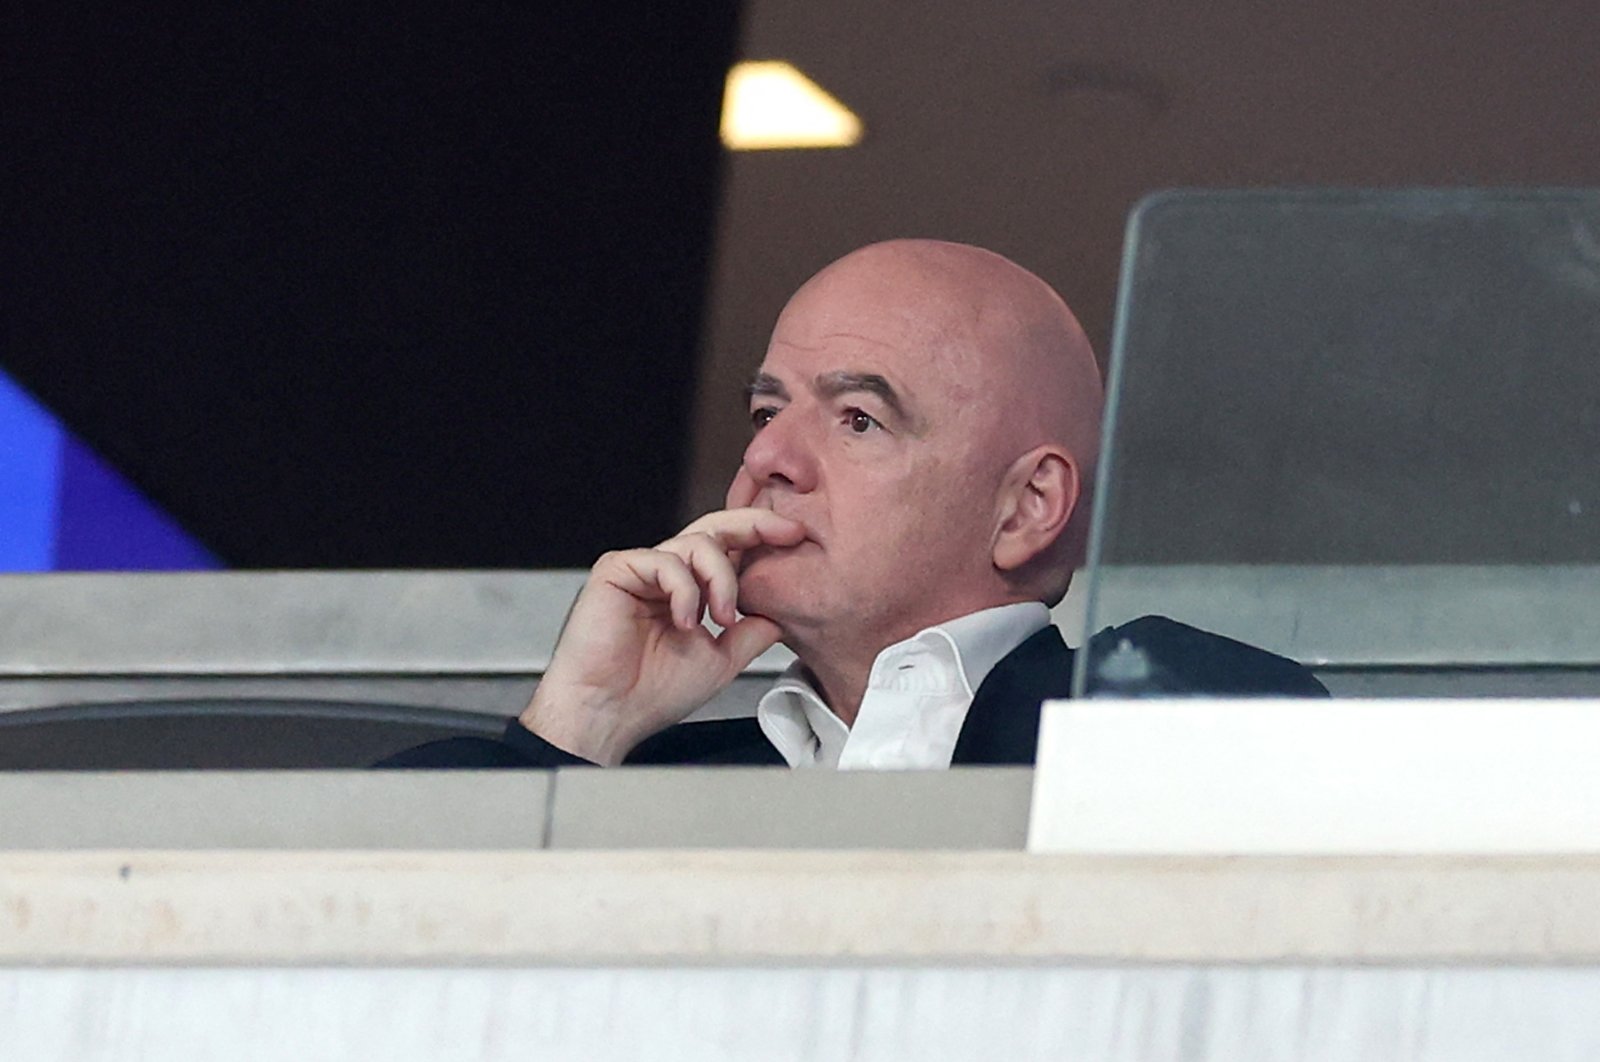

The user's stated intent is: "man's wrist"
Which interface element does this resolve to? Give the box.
[518,688,636,766]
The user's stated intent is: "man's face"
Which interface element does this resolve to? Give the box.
[726,264,1015,650]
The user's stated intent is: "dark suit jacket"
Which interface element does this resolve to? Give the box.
[377,615,1328,769]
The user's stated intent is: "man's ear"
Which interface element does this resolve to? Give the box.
[992,446,1079,572]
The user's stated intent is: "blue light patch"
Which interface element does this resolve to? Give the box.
[0,370,63,571]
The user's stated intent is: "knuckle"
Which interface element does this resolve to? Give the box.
[651,538,695,563]
[596,547,649,569]
[591,549,626,574]
[663,531,728,566]
[592,547,668,581]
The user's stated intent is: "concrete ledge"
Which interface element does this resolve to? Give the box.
[2,566,1595,679]
[547,767,1034,850]
[0,769,1032,850]
[0,773,553,850]
[0,571,593,676]
[7,850,1600,965]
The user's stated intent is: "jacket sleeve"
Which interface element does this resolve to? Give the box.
[372,718,597,768]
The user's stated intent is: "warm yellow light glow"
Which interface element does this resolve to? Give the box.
[720,61,863,150]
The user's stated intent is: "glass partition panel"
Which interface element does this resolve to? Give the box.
[1077,189,1600,695]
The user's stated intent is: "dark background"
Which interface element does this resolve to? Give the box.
[7,5,740,567]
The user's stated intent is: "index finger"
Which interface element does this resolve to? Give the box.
[724,467,758,510]
[673,507,807,551]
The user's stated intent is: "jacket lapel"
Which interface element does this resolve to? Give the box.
[950,626,1074,766]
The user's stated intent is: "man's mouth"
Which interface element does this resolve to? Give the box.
[770,510,820,546]
[747,495,817,544]
[737,536,817,572]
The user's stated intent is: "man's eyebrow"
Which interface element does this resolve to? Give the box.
[744,372,788,401]
[815,371,912,424]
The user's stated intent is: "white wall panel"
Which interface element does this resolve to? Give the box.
[7,966,1600,1062]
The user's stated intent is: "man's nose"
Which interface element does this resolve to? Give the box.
[739,410,819,494]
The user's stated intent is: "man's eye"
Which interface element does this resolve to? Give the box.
[751,407,777,430]
[845,409,881,434]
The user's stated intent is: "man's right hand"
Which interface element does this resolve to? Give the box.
[517,508,806,765]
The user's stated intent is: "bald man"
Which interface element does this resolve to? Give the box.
[385,240,1323,770]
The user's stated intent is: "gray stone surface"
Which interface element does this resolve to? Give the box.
[0,771,552,849]
[0,570,797,677]
[548,766,1035,849]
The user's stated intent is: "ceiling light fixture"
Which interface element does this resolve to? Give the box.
[720,61,863,151]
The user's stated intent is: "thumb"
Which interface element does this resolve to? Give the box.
[715,614,783,676]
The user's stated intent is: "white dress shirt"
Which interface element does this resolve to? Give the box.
[755,602,1051,769]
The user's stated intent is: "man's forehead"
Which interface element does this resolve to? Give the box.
[745,364,908,398]
[748,360,929,432]
[759,320,941,376]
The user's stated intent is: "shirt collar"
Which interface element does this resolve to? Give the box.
[756,602,1051,768]
[927,601,1052,699]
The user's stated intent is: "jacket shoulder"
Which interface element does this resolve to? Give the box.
[1090,615,1329,697]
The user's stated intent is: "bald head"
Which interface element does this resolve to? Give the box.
[773,240,1103,598]
[798,239,1102,475]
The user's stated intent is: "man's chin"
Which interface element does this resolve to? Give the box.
[735,555,821,630]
